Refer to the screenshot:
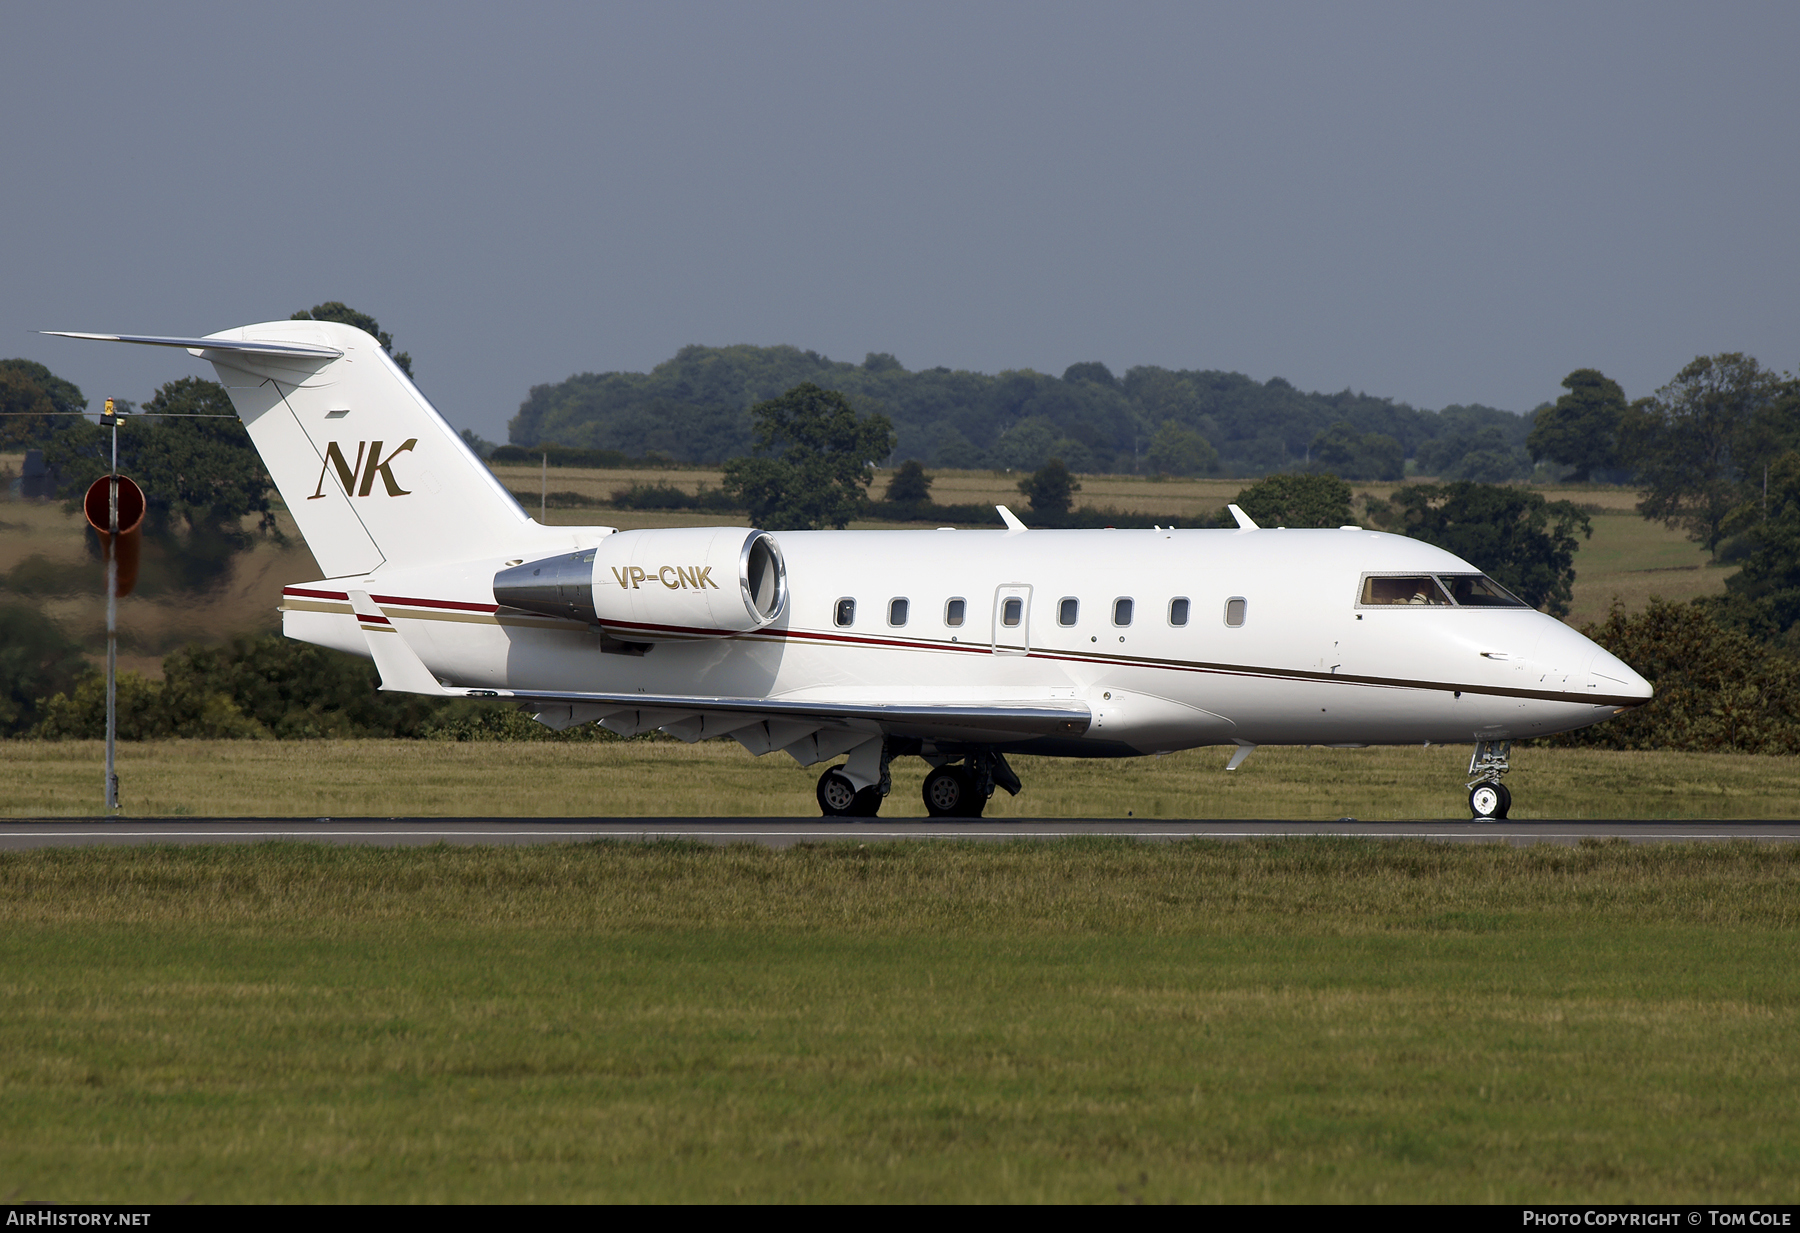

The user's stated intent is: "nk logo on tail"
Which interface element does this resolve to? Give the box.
[309,439,419,499]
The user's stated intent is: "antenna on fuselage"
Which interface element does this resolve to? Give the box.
[1227,504,1260,531]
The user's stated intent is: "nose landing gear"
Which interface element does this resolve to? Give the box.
[1467,740,1513,819]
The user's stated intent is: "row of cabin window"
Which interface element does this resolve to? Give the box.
[833,596,1249,629]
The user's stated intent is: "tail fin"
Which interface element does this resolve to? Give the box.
[49,321,533,577]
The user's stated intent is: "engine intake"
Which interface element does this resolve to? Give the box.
[494,527,786,639]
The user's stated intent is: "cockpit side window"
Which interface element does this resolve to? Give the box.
[1439,574,1529,607]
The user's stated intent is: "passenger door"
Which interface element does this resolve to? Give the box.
[991,584,1033,655]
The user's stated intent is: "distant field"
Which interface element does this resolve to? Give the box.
[1,839,1795,1202]
[0,457,1729,676]
[9,739,1800,820]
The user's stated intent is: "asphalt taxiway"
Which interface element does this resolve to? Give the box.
[3,817,1799,849]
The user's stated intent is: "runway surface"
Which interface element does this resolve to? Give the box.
[4,817,1800,848]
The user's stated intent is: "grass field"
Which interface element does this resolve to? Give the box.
[1,839,1795,1202]
[10,739,1800,820]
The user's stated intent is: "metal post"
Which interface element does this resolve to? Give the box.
[105,401,119,813]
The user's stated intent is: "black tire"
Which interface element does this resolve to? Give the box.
[1469,781,1504,820]
[1494,782,1512,820]
[923,765,983,818]
[817,767,860,817]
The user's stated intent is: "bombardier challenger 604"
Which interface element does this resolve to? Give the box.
[51,322,1651,818]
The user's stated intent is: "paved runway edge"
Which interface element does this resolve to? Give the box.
[4,817,1800,849]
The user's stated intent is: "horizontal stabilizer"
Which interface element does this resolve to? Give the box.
[42,331,344,359]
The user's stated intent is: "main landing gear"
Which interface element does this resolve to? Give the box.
[1467,740,1513,820]
[922,751,1022,819]
[816,767,883,817]
[815,746,1023,819]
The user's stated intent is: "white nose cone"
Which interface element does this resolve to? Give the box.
[1587,646,1653,703]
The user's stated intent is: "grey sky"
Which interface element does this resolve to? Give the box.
[5,2,1796,443]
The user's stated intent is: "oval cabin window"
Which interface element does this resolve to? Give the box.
[1001,597,1023,627]
[1058,598,1079,626]
[945,598,966,627]
[835,598,856,627]
[1224,597,1247,627]
[1169,597,1190,626]
[889,597,909,626]
[1113,597,1133,626]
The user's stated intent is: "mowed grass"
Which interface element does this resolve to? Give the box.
[9,739,1800,820]
[0,839,1796,1202]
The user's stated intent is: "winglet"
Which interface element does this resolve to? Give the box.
[1227,504,1260,531]
[348,590,456,695]
[996,505,1028,533]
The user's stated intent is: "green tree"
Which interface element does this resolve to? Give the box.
[721,383,895,530]
[1390,482,1591,616]
[292,302,413,378]
[1016,458,1080,518]
[1061,361,1117,388]
[1144,420,1219,476]
[1216,473,1353,529]
[0,603,89,735]
[1704,449,1800,639]
[44,379,275,538]
[884,459,933,506]
[0,359,85,448]
[1620,353,1788,556]
[1309,421,1403,481]
[41,378,277,590]
[1528,368,1626,482]
[1544,599,1800,753]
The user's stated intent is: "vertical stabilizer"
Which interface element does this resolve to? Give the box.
[195,320,531,576]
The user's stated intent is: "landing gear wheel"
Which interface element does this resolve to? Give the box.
[1469,781,1510,820]
[923,765,984,818]
[818,767,881,817]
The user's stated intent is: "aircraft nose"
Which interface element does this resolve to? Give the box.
[1586,645,1653,703]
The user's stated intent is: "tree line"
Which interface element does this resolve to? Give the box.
[508,346,1543,481]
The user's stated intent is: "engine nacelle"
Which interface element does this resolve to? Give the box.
[493,527,787,640]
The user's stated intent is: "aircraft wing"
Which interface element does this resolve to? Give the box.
[346,590,1089,747]
[497,687,1092,742]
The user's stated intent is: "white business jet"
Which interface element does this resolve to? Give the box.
[50,321,1651,819]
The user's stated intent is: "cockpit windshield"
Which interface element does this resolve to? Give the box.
[1359,573,1529,609]
[1361,575,1452,606]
